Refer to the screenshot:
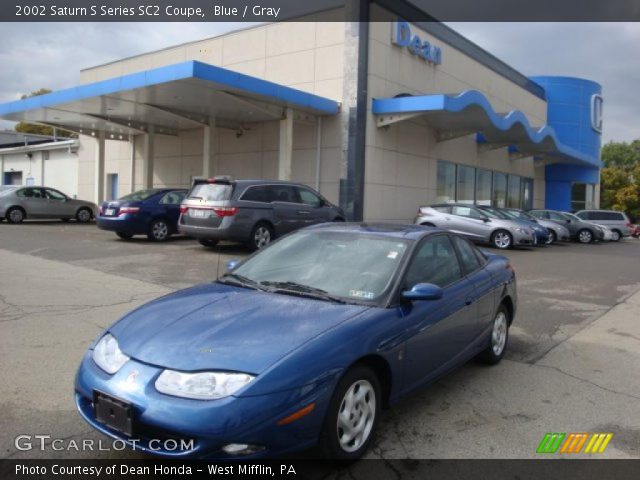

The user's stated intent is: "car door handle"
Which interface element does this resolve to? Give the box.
[465,297,474,305]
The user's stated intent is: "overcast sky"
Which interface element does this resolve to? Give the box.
[0,22,637,143]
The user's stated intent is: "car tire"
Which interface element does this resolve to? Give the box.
[319,365,381,460]
[148,219,170,242]
[479,305,510,365]
[6,207,25,224]
[491,229,513,249]
[75,208,92,223]
[611,230,622,242]
[577,228,593,244]
[247,222,273,252]
[116,232,133,240]
[546,230,556,245]
[198,239,219,248]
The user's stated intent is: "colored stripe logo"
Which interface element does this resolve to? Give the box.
[537,433,613,454]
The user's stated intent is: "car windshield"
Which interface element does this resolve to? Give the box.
[480,207,509,219]
[504,209,536,222]
[562,212,582,222]
[188,182,233,201]
[226,231,411,305]
[118,189,160,202]
[0,186,17,196]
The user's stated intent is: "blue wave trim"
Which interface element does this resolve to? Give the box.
[372,90,600,168]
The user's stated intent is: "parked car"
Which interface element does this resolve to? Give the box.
[562,211,612,242]
[528,209,605,244]
[475,205,549,246]
[631,224,640,238]
[574,209,632,241]
[96,189,188,242]
[414,203,535,249]
[74,223,517,459]
[501,208,571,244]
[0,186,96,224]
[179,177,345,251]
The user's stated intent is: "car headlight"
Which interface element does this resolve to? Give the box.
[155,370,254,400]
[92,334,130,374]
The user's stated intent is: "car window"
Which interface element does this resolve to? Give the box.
[119,189,161,202]
[241,186,270,203]
[16,187,43,198]
[267,185,298,203]
[452,236,482,275]
[159,191,186,205]
[296,187,322,207]
[404,235,462,289]
[576,211,591,220]
[432,206,451,213]
[548,212,567,221]
[452,206,485,219]
[44,188,66,200]
[529,210,547,219]
[188,183,233,201]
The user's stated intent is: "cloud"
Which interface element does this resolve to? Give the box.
[446,22,640,143]
[0,21,637,143]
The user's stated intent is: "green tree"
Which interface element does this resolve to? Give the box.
[14,88,76,138]
[600,141,640,220]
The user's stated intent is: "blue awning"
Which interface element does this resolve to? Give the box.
[0,61,340,138]
[372,91,601,168]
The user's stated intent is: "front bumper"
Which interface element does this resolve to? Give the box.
[512,230,535,246]
[74,352,332,459]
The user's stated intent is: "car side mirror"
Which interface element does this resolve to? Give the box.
[402,283,443,302]
[226,260,240,272]
[482,217,490,222]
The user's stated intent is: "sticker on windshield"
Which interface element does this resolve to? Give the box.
[387,251,399,259]
[350,290,375,299]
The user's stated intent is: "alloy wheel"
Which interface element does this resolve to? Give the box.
[77,209,91,223]
[578,230,592,243]
[8,208,24,223]
[611,230,621,242]
[491,311,508,356]
[152,221,169,241]
[254,226,271,249]
[336,380,376,453]
[493,232,511,249]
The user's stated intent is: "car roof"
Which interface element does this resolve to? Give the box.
[305,222,448,240]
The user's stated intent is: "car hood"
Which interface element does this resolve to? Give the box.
[110,283,369,374]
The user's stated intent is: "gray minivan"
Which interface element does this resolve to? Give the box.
[574,209,632,241]
[179,177,345,250]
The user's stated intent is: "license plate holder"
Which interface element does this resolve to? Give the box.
[189,208,208,218]
[105,208,115,216]
[93,391,134,436]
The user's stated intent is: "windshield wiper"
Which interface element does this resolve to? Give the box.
[259,281,347,304]
[218,273,263,291]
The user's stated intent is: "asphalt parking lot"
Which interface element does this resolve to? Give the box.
[1,221,639,459]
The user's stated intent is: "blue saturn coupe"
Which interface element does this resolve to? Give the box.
[75,223,517,459]
[96,189,188,241]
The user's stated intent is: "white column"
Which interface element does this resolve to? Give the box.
[129,135,136,194]
[94,131,106,203]
[40,151,45,186]
[278,107,294,181]
[315,117,322,190]
[142,125,155,189]
[202,116,217,179]
[0,155,4,185]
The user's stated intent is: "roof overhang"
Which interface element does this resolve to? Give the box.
[372,91,601,169]
[0,61,340,139]
[0,139,78,154]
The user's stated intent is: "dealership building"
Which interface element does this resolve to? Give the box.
[0,4,603,220]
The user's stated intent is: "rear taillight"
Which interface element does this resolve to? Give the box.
[627,222,633,228]
[98,206,103,215]
[118,207,140,215]
[179,205,188,214]
[213,207,238,217]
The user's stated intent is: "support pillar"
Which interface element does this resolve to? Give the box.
[278,107,294,180]
[94,131,105,203]
[142,125,155,189]
[0,155,4,185]
[130,135,136,194]
[203,116,217,179]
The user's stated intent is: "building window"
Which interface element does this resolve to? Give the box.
[475,169,492,206]
[436,161,456,203]
[493,172,507,208]
[507,175,521,208]
[521,178,533,210]
[456,165,475,204]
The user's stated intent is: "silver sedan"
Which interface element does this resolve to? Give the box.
[414,203,535,249]
[0,186,97,224]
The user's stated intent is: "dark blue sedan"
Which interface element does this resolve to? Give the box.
[75,223,517,459]
[96,189,187,241]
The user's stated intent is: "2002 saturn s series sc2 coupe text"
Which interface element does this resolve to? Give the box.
[74,223,517,459]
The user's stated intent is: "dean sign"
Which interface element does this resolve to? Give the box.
[392,19,442,65]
